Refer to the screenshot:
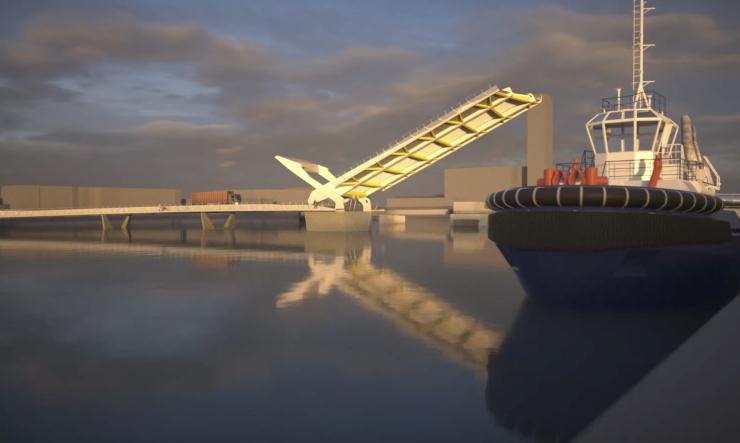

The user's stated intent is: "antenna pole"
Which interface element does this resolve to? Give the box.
[633,0,655,107]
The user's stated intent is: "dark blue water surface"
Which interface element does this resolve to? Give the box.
[0,217,737,442]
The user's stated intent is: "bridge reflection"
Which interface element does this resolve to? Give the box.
[276,242,501,368]
[3,226,732,441]
[0,227,503,370]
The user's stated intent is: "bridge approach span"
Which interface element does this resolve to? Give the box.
[0,203,332,230]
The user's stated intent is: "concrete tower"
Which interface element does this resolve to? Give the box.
[526,94,553,185]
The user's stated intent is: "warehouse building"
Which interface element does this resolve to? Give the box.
[0,185,181,210]
[386,165,527,210]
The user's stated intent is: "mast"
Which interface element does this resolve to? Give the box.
[632,0,655,107]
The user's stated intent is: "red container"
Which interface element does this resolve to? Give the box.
[191,191,234,205]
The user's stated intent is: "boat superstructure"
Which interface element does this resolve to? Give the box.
[486,0,735,260]
[585,0,721,195]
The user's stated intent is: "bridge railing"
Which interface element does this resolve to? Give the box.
[0,201,333,215]
[0,201,322,212]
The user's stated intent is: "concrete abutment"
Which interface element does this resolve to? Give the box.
[304,211,372,232]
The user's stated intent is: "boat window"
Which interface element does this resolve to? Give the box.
[605,123,631,152]
[636,122,658,151]
[590,125,606,152]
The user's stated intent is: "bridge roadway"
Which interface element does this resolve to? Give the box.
[0,203,332,219]
[0,203,334,230]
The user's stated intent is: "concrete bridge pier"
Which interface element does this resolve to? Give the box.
[201,212,238,231]
[376,214,406,226]
[304,211,371,232]
[101,215,113,231]
[450,213,488,230]
[224,213,236,229]
[121,215,131,232]
[101,214,132,232]
[200,213,215,231]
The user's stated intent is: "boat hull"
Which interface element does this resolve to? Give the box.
[487,185,730,250]
[488,209,731,251]
[496,239,740,307]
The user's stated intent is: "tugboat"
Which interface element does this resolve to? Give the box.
[488,0,733,252]
[486,1,740,307]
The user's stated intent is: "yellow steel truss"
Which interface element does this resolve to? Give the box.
[333,86,540,199]
[276,85,540,209]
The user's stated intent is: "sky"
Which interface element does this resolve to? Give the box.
[1,0,738,197]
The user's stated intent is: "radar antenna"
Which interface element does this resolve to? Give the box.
[633,0,655,107]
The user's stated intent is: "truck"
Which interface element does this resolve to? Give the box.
[191,191,242,205]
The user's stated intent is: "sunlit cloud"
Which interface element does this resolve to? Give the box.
[0,3,738,194]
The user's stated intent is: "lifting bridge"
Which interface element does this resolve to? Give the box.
[277,85,541,211]
[0,84,539,231]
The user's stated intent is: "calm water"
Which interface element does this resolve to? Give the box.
[0,217,737,442]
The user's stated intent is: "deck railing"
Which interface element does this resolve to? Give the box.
[601,90,667,114]
[555,150,595,175]
[602,158,712,184]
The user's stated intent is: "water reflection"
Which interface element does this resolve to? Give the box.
[486,298,733,443]
[0,225,521,442]
[2,227,504,370]
[0,226,504,374]
[277,239,501,367]
[1,223,737,442]
[487,239,740,442]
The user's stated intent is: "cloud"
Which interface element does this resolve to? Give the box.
[693,114,740,163]
[1,5,739,196]
[0,15,266,80]
[0,15,424,135]
[698,114,740,125]
[132,120,239,139]
[0,108,24,131]
[0,15,271,132]
[459,6,740,188]
[0,120,256,192]
[216,146,242,154]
